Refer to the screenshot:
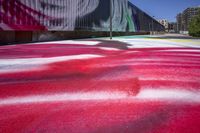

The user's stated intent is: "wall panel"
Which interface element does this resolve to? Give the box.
[0,0,164,32]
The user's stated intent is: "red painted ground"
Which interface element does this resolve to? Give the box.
[0,40,200,133]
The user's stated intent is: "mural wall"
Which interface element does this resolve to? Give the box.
[0,0,164,32]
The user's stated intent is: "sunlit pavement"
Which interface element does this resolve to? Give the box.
[0,34,200,133]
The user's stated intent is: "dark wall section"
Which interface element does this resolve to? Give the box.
[128,2,164,32]
[75,0,111,31]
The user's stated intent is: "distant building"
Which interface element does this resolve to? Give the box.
[176,13,182,33]
[176,6,200,34]
[158,19,169,32]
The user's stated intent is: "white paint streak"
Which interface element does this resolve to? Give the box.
[99,47,121,51]
[0,54,103,65]
[0,91,128,106]
[0,54,103,74]
[30,40,101,46]
[136,89,200,103]
[1,89,200,106]
[159,49,200,52]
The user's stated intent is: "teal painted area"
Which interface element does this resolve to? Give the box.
[126,11,135,32]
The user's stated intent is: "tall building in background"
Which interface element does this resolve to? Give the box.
[158,19,169,32]
[176,6,200,34]
[176,13,182,33]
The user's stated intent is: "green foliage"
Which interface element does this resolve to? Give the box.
[189,9,200,37]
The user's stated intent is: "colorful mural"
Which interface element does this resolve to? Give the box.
[0,36,200,132]
[0,0,164,31]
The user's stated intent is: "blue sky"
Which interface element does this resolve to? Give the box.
[130,0,200,22]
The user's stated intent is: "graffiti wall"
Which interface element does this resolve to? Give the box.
[0,0,164,32]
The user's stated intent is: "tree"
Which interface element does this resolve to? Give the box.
[189,9,200,37]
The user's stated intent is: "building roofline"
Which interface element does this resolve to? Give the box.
[128,1,160,23]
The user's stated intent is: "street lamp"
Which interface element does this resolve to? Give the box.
[176,17,179,33]
[152,16,155,35]
[110,0,112,39]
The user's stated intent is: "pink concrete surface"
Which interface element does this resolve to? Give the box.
[0,40,200,133]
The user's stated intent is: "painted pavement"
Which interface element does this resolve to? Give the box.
[0,35,200,133]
